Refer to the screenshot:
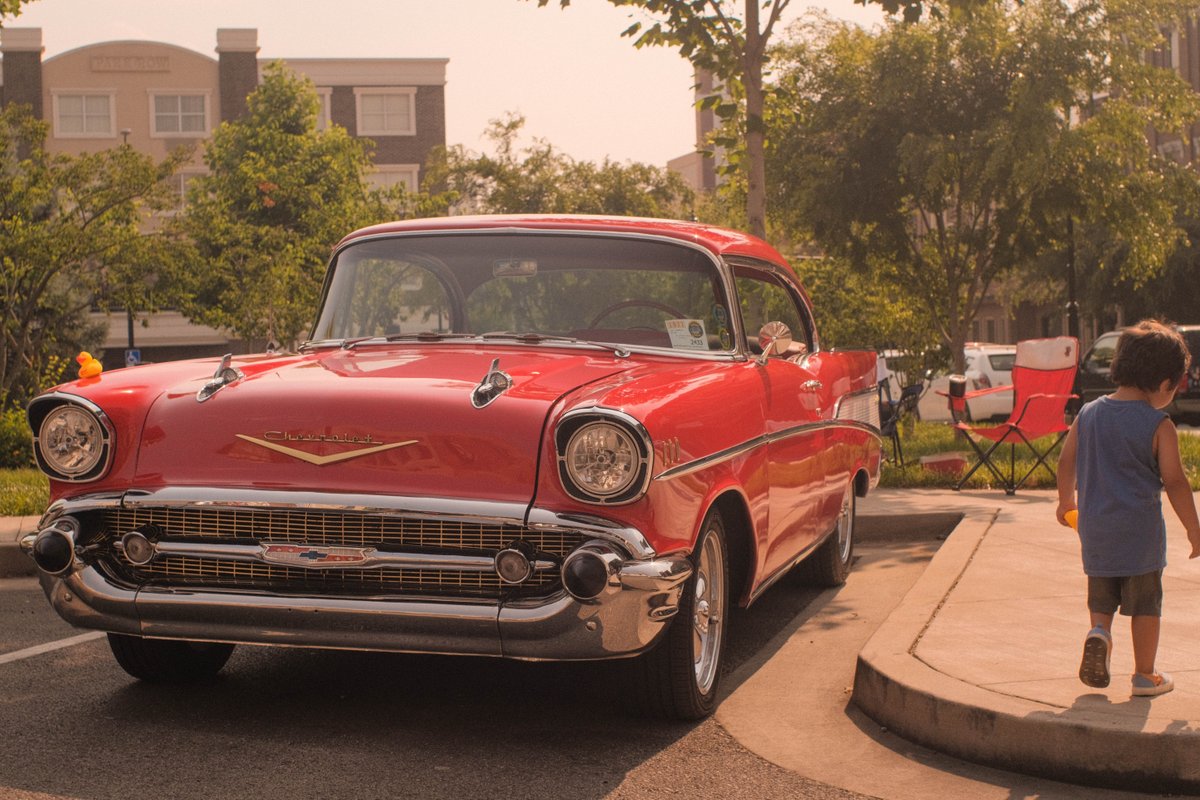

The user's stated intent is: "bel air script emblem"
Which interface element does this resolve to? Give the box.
[236,431,417,466]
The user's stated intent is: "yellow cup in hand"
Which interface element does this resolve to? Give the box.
[1064,509,1078,529]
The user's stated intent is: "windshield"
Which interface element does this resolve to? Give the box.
[311,233,735,353]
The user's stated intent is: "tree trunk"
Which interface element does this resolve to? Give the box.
[744,0,767,240]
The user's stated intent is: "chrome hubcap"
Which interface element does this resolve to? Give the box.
[692,529,724,695]
[837,484,854,563]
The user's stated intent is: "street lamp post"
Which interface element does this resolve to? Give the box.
[1066,216,1080,339]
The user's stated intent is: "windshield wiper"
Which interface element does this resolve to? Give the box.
[479,331,630,358]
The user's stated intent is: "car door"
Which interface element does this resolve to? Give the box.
[733,261,837,579]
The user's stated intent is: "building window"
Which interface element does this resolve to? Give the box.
[315,88,333,132]
[150,93,209,137]
[160,169,207,213]
[366,164,420,193]
[355,88,416,136]
[52,92,116,138]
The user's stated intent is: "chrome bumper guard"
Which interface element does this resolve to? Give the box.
[24,494,693,661]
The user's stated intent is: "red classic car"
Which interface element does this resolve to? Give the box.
[23,215,881,719]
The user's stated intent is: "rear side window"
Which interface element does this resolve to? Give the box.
[988,353,1015,372]
[1084,333,1120,373]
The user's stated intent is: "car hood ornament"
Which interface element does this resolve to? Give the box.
[471,358,512,409]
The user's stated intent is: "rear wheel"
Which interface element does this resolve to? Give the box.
[107,633,235,683]
[797,480,856,587]
[632,508,728,720]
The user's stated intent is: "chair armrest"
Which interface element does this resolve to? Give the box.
[962,383,1013,400]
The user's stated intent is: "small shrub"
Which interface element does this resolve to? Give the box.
[0,408,34,470]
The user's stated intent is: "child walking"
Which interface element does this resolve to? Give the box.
[1057,320,1200,696]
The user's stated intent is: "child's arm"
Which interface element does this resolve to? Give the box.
[1056,419,1079,527]
[1155,417,1200,559]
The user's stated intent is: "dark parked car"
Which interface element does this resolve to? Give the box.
[1075,325,1200,423]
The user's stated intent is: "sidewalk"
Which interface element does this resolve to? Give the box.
[850,489,1200,794]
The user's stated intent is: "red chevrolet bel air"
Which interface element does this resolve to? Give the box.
[23,215,881,719]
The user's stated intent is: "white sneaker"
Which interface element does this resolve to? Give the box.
[1131,671,1174,697]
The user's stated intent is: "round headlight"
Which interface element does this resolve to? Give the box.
[564,421,639,498]
[38,404,105,477]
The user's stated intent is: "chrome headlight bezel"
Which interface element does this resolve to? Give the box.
[555,408,652,505]
[27,394,114,482]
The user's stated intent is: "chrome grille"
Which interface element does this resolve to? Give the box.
[93,507,578,598]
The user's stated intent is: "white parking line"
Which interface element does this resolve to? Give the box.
[0,631,105,665]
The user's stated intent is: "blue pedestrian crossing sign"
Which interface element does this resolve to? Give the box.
[125,349,141,367]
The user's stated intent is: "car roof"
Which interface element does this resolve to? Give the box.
[336,214,792,267]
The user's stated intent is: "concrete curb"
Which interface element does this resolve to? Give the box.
[0,515,39,578]
[852,507,1200,794]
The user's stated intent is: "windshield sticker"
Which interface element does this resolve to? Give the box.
[712,305,728,327]
[666,319,709,350]
[493,259,538,278]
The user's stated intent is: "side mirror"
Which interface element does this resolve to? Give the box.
[757,322,793,365]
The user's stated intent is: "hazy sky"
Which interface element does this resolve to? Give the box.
[10,0,883,166]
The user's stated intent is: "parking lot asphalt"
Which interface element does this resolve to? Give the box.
[5,489,1200,794]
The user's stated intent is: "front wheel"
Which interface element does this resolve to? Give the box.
[631,508,729,720]
[797,480,856,587]
[107,633,235,683]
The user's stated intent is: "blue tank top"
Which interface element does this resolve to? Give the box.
[1075,396,1167,577]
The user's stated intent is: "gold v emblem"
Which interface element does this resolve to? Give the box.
[236,435,418,466]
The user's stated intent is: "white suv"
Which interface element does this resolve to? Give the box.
[962,342,1016,421]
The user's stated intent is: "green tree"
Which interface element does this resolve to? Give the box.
[0,0,34,24]
[768,0,1200,370]
[533,0,791,239]
[0,105,184,406]
[171,62,395,348]
[425,113,693,216]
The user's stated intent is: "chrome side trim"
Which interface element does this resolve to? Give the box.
[654,419,883,482]
[746,528,831,605]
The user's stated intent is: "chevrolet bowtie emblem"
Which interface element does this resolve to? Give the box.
[236,434,417,466]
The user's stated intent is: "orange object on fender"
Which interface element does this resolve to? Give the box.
[76,351,103,379]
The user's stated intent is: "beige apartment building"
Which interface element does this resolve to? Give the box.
[0,27,447,369]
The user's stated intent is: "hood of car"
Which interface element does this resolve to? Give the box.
[130,347,636,503]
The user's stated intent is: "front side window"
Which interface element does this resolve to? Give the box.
[355,89,415,136]
[152,94,208,136]
[734,263,813,355]
[54,93,114,138]
[312,233,734,354]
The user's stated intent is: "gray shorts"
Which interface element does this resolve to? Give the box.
[1087,571,1163,617]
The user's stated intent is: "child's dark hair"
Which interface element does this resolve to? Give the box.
[1110,320,1190,392]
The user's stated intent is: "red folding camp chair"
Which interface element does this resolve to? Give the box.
[949,336,1079,494]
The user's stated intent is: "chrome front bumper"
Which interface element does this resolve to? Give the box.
[22,501,693,661]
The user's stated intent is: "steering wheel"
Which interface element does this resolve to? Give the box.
[588,300,689,329]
